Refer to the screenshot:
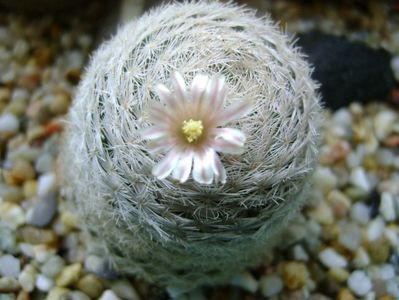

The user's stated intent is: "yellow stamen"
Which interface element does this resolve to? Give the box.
[182,119,203,143]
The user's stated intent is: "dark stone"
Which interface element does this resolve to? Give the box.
[297,32,396,110]
[366,189,381,219]
[29,193,57,228]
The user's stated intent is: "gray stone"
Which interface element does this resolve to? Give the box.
[29,193,57,228]
[0,255,20,278]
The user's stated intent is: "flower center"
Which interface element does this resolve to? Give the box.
[182,119,203,143]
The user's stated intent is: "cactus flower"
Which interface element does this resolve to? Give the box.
[141,72,251,184]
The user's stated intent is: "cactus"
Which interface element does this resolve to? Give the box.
[61,1,322,289]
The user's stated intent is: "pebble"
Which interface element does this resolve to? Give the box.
[0,277,21,293]
[353,247,371,268]
[367,237,391,264]
[0,113,19,135]
[29,193,57,227]
[319,248,348,269]
[19,226,58,245]
[326,190,351,219]
[308,201,334,225]
[337,288,355,300]
[18,264,36,292]
[0,202,25,229]
[282,261,309,290]
[99,290,121,300]
[391,55,399,81]
[328,268,350,282]
[36,274,54,291]
[380,192,396,221]
[312,167,338,193]
[0,254,20,278]
[292,244,309,261]
[37,172,56,197]
[374,110,397,140]
[23,180,37,198]
[16,291,30,300]
[260,274,283,297]
[351,202,370,225]
[367,217,385,241]
[350,167,371,192]
[0,183,24,203]
[66,291,91,300]
[55,263,82,287]
[0,224,17,253]
[338,222,362,251]
[41,255,65,278]
[10,159,35,183]
[47,287,69,300]
[230,271,258,293]
[347,271,372,296]
[77,274,104,299]
[35,153,54,174]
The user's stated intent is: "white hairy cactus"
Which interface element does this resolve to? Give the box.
[61,1,322,288]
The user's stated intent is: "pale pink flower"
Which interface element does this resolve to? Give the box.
[141,72,251,184]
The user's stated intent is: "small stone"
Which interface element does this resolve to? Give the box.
[0,277,21,293]
[35,153,54,174]
[367,237,391,264]
[380,264,395,280]
[260,274,283,297]
[367,218,385,241]
[312,167,338,193]
[110,280,141,300]
[282,261,309,290]
[66,291,91,300]
[308,202,334,225]
[326,190,351,219]
[0,113,19,135]
[36,274,54,292]
[0,255,20,278]
[350,167,371,192]
[60,211,80,231]
[10,159,35,183]
[348,271,372,296]
[292,244,309,261]
[380,192,396,221]
[351,202,370,225]
[319,248,348,269]
[99,290,121,300]
[23,180,37,198]
[37,173,56,197]
[0,202,25,229]
[56,263,82,287]
[77,274,104,299]
[337,288,355,300]
[49,92,70,115]
[386,280,399,298]
[338,222,362,251]
[328,268,350,283]
[374,110,397,140]
[0,183,24,203]
[230,272,258,293]
[19,226,58,245]
[353,247,371,268]
[16,291,29,300]
[18,264,36,292]
[47,287,69,300]
[29,193,57,228]
[41,255,65,278]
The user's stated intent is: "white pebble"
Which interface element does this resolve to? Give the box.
[318,247,347,268]
[379,264,395,280]
[380,192,396,221]
[347,271,372,296]
[0,254,20,278]
[350,167,371,192]
[351,202,370,225]
[110,280,140,300]
[35,153,54,174]
[386,280,399,297]
[18,265,36,292]
[292,244,309,261]
[391,55,399,81]
[367,217,385,241]
[338,222,362,251]
[36,274,54,292]
[0,202,25,229]
[260,274,283,297]
[230,272,258,293]
[312,167,337,193]
[37,172,56,197]
[0,113,19,134]
[99,290,121,300]
[353,247,370,268]
[374,110,397,140]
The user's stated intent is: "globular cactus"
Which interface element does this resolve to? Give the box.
[61,1,322,289]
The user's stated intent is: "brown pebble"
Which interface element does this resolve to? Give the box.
[282,261,309,290]
[0,277,21,293]
[66,68,81,85]
[337,288,355,300]
[49,92,70,115]
[366,237,390,264]
[0,87,11,102]
[383,134,399,147]
[23,180,37,198]
[19,226,58,245]
[10,159,36,184]
[16,290,30,300]
[34,46,53,67]
[77,274,104,298]
[18,72,41,91]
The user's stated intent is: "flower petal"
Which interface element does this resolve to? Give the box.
[212,154,226,184]
[155,84,180,110]
[212,138,245,154]
[140,126,169,140]
[152,150,181,179]
[172,150,194,183]
[192,149,214,184]
[171,72,187,105]
[214,128,246,146]
[218,100,252,125]
[191,74,208,103]
[148,138,176,153]
[147,103,173,123]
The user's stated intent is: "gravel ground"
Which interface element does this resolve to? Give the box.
[0,1,399,300]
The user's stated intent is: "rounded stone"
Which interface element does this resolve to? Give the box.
[77,274,104,298]
[282,261,309,290]
[260,274,283,297]
[55,263,82,287]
